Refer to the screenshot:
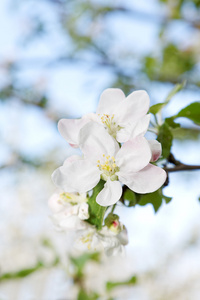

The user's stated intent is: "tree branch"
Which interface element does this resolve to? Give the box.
[164,164,200,173]
[164,153,200,173]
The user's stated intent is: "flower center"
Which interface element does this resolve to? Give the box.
[99,114,121,138]
[59,192,87,206]
[97,154,119,181]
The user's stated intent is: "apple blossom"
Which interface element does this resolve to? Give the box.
[58,88,150,146]
[48,191,89,230]
[52,122,166,207]
[74,222,128,256]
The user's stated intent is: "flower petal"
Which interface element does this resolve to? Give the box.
[78,202,89,220]
[96,179,122,207]
[96,88,125,115]
[48,192,64,213]
[59,215,87,230]
[114,90,150,124]
[52,158,100,193]
[79,122,119,162]
[58,118,90,147]
[116,123,132,143]
[116,136,151,173]
[51,156,82,192]
[148,140,162,162]
[119,164,167,194]
[130,114,151,139]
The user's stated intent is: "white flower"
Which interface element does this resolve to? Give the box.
[52,122,166,207]
[48,191,89,230]
[74,223,128,257]
[58,88,150,146]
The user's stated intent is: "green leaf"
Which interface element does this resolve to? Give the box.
[106,275,137,292]
[157,122,173,159]
[0,262,43,282]
[138,189,163,213]
[87,180,107,230]
[149,103,166,115]
[138,189,172,212]
[0,255,60,282]
[176,102,200,125]
[171,127,200,140]
[124,189,137,206]
[165,117,180,129]
[163,195,172,204]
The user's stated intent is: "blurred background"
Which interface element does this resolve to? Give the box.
[0,0,200,299]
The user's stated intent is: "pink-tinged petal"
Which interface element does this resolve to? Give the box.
[58,118,90,147]
[79,122,119,162]
[148,140,162,162]
[96,179,122,207]
[130,114,151,139]
[114,90,150,124]
[119,164,167,194]
[63,155,81,167]
[116,136,151,173]
[52,159,100,193]
[96,88,125,115]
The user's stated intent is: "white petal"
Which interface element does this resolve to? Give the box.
[96,88,125,115]
[58,118,90,147]
[96,179,122,207]
[78,203,89,220]
[148,140,162,162]
[48,192,64,213]
[130,114,151,139]
[59,215,87,230]
[116,123,132,143]
[114,90,150,124]
[116,136,151,173]
[117,228,129,246]
[119,164,167,194]
[52,159,100,193]
[63,155,81,167]
[79,122,119,162]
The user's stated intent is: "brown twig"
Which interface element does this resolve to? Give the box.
[164,153,200,173]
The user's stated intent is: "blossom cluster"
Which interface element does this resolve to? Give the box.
[49,88,166,254]
[48,189,128,256]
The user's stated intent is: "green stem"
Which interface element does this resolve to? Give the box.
[111,204,116,213]
[87,180,107,230]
